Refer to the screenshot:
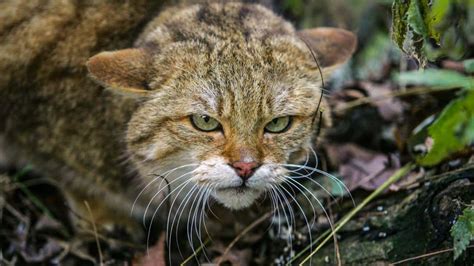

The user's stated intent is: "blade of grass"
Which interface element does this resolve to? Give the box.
[13,165,56,220]
[180,238,210,265]
[290,163,414,265]
[84,201,103,266]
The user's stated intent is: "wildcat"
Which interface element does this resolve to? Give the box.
[0,0,356,243]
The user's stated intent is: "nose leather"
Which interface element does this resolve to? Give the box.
[232,161,259,180]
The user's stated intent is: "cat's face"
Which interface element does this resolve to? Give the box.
[86,3,356,210]
[126,40,323,209]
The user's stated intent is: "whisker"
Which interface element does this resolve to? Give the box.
[131,164,198,216]
[185,187,203,255]
[266,188,278,230]
[279,163,355,206]
[272,186,293,250]
[165,180,199,265]
[280,174,336,262]
[193,186,212,263]
[200,187,214,249]
[171,185,199,260]
[277,176,317,229]
[287,172,337,202]
[275,178,313,262]
[309,146,319,171]
[142,171,194,226]
[146,178,193,253]
[269,185,282,235]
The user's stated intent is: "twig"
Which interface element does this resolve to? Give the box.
[54,239,97,263]
[217,211,274,265]
[296,163,415,265]
[180,238,210,266]
[392,245,474,264]
[329,207,341,266]
[5,202,29,224]
[79,227,144,249]
[84,201,104,266]
[335,86,459,113]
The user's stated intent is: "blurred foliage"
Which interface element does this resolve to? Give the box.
[281,0,400,82]
[418,90,474,166]
[392,0,474,166]
[465,59,474,72]
[397,68,474,89]
[392,0,474,65]
[399,68,473,166]
[451,207,474,260]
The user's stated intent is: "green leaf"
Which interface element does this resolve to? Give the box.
[417,91,474,166]
[407,0,427,37]
[427,0,450,42]
[396,69,474,90]
[450,207,474,260]
[464,59,474,74]
[391,0,410,50]
[391,0,473,62]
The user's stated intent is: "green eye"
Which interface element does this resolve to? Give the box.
[191,114,221,132]
[265,116,292,133]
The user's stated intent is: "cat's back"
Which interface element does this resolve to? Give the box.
[0,0,162,190]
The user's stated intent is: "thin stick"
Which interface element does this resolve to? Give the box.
[298,163,415,265]
[329,207,342,266]
[180,238,210,266]
[84,201,104,266]
[392,245,474,264]
[217,211,274,265]
[335,86,459,113]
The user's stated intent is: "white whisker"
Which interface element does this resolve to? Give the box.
[142,170,194,226]
[146,178,193,253]
[275,178,313,262]
[131,164,198,217]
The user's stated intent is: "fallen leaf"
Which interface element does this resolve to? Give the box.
[325,143,401,191]
[134,233,166,266]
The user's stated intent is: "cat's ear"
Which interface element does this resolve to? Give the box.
[86,48,151,97]
[297,27,357,68]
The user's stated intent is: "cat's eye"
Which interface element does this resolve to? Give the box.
[190,114,221,132]
[264,116,292,133]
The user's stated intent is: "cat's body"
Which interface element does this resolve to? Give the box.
[1,0,356,238]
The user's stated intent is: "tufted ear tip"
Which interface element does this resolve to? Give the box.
[297,27,357,68]
[86,48,151,97]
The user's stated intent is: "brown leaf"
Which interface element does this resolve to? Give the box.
[360,82,404,122]
[325,143,401,191]
[134,233,166,266]
[211,241,252,266]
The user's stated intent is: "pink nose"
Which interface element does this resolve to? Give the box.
[232,161,260,180]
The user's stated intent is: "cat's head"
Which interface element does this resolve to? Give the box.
[86,3,356,210]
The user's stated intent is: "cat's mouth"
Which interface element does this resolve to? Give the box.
[217,184,251,194]
[212,184,263,209]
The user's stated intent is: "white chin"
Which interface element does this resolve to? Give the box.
[212,188,263,210]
